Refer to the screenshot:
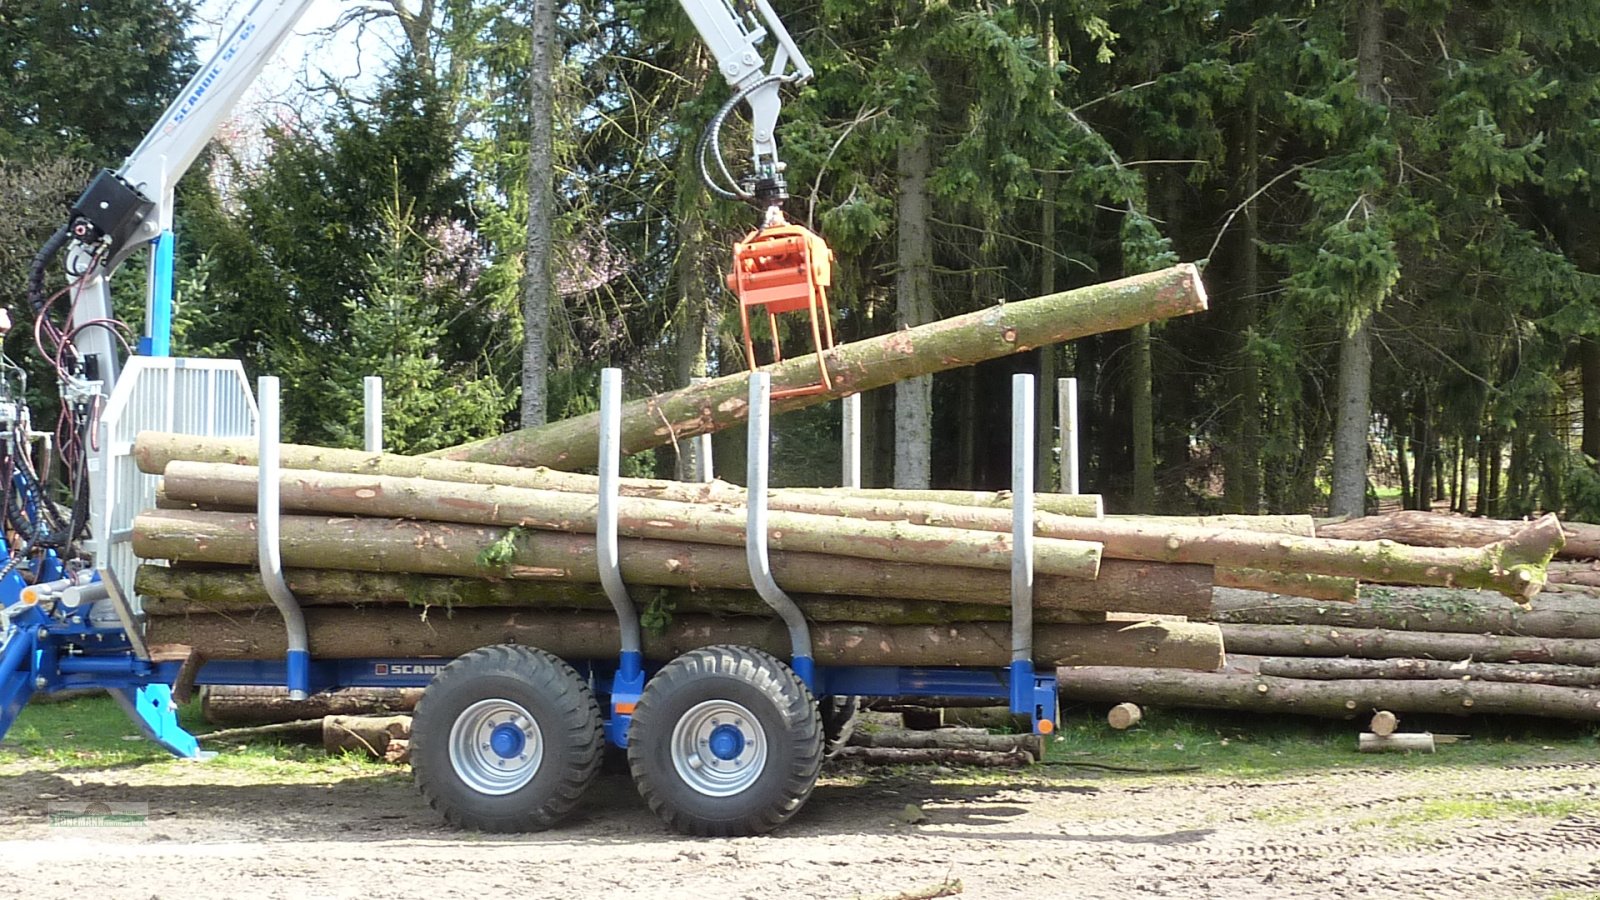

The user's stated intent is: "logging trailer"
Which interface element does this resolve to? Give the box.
[0,0,1062,835]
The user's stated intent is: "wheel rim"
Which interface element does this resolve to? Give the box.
[669,699,768,798]
[448,698,544,796]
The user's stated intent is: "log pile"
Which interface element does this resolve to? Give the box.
[1061,569,1600,723]
[122,270,1569,683]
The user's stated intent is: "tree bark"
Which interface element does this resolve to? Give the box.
[1319,510,1600,561]
[1130,323,1155,512]
[519,0,557,427]
[1054,666,1600,721]
[139,433,1112,517]
[786,487,1102,518]
[1359,733,1433,753]
[146,609,1226,670]
[1212,585,1600,638]
[947,510,1561,600]
[1329,0,1387,519]
[1213,569,1359,602]
[158,464,1104,579]
[1218,622,1600,666]
[1224,654,1600,689]
[426,264,1209,470]
[135,565,1124,625]
[202,685,422,726]
[131,514,1213,615]
[894,127,936,489]
[1584,337,1600,460]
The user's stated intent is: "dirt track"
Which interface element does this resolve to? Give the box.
[3,752,1600,899]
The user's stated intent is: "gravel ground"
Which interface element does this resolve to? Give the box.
[2,750,1599,899]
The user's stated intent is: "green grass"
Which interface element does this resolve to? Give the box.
[0,694,398,781]
[1355,796,1600,830]
[1037,706,1600,781]
[6,696,1600,787]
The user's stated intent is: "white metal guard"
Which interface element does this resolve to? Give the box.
[91,358,257,659]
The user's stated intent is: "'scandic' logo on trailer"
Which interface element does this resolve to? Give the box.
[373,663,446,677]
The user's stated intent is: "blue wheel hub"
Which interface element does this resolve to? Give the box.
[490,722,527,759]
[707,723,746,761]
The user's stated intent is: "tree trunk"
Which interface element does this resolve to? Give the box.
[1054,666,1600,721]
[1330,318,1373,518]
[1107,702,1142,730]
[1585,337,1600,460]
[894,127,935,489]
[1329,0,1387,519]
[1130,323,1155,512]
[1212,585,1600,637]
[785,487,1102,517]
[1218,622,1600,666]
[519,0,557,427]
[146,467,1563,598]
[202,686,422,726]
[146,609,1225,670]
[157,465,1104,579]
[1318,510,1600,561]
[1036,12,1059,489]
[1213,569,1359,602]
[1359,733,1433,753]
[135,565,1146,624]
[426,264,1209,470]
[131,515,1212,615]
[1224,654,1600,689]
[138,433,1107,517]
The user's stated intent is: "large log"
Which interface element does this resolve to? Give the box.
[977,513,1563,601]
[1212,586,1600,638]
[157,455,1550,599]
[428,265,1209,469]
[147,609,1226,670]
[1223,654,1600,688]
[1054,666,1600,720]
[158,462,1103,579]
[201,685,423,725]
[1217,622,1600,666]
[131,513,1212,614]
[1213,569,1359,602]
[134,565,1111,625]
[1318,510,1600,561]
[786,487,1103,518]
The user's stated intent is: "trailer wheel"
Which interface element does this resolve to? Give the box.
[628,646,822,836]
[819,695,860,759]
[412,645,602,832]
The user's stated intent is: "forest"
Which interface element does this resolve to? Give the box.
[4,0,1599,520]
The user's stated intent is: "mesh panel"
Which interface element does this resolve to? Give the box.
[90,359,256,658]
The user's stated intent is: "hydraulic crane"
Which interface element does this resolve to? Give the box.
[17,0,834,594]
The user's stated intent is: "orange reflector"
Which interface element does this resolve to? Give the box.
[1037,719,1055,735]
[20,588,36,605]
[614,702,637,715]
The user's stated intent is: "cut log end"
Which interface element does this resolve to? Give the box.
[1107,702,1143,730]
[1370,710,1398,736]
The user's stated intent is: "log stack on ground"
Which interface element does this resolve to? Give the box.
[1061,583,1600,723]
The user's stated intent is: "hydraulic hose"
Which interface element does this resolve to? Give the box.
[27,225,71,314]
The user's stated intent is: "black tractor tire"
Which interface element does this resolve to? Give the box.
[412,645,603,832]
[627,645,822,836]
